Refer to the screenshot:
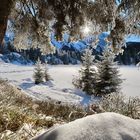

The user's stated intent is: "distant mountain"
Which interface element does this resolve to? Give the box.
[1,30,140,65]
[51,33,87,52]
[125,34,140,43]
[51,32,140,52]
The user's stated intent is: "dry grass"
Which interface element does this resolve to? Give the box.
[99,93,140,119]
[35,101,86,121]
[0,78,86,139]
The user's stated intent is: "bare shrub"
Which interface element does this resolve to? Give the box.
[99,93,140,119]
[35,101,86,121]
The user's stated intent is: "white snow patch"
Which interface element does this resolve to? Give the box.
[120,66,140,97]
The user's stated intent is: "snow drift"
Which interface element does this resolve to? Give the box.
[32,112,140,140]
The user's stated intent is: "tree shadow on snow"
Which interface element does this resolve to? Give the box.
[19,82,35,90]
[75,89,91,105]
[62,88,92,105]
[19,78,54,90]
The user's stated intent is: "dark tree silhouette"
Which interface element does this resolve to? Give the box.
[0,0,14,47]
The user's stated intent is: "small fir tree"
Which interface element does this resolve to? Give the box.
[44,62,51,82]
[33,59,44,84]
[73,48,96,95]
[95,49,122,96]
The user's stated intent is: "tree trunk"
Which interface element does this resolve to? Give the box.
[0,0,13,47]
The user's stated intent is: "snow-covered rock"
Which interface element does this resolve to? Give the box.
[32,112,140,140]
[0,52,32,65]
[0,55,5,64]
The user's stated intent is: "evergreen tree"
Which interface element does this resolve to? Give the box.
[33,59,44,84]
[95,49,122,96]
[73,48,96,95]
[44,62,51,82]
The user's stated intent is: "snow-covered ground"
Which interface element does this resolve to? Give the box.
[0,63,91,105]
[120,66,140,97]
[0,63,139,105]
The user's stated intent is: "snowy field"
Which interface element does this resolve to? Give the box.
[0,63,139,105]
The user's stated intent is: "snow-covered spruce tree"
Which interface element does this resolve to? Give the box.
[73,48,96,95]
[95,49,122,97]
[44,62,51,82]
[33,59,44,84]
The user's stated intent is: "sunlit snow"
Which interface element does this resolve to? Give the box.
[0,63,139,105]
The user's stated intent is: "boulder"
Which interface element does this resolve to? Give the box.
[32,112,140,140]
